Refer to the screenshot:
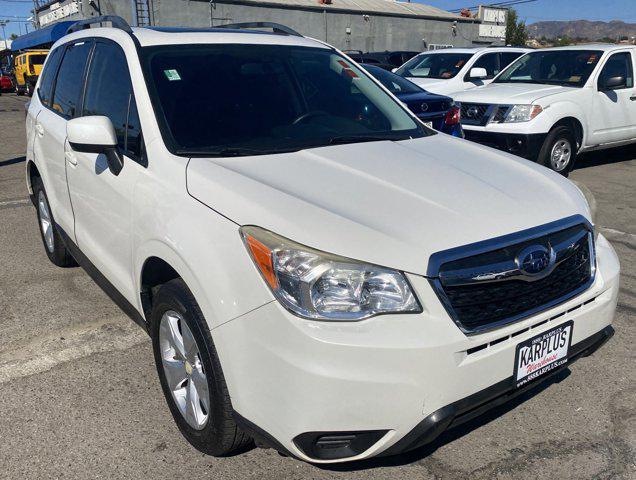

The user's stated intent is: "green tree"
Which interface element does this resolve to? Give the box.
[505,8,529,46]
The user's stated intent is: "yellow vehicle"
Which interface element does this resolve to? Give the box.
[14,49,48,96]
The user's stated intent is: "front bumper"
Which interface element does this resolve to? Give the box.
[212,234,619,463]
[464,129,547,161]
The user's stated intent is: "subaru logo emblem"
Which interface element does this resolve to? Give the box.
[421,103,429,112]
[516,244,555,276]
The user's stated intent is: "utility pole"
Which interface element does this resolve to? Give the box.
[31,0,40,29]
[0,21,8,50]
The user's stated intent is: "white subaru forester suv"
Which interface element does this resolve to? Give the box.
[26,17,619,464]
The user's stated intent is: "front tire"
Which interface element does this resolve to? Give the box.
[537,126,577,175]
[151,278,252,456]
[32,177,77,267]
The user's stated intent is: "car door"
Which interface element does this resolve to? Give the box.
[65,39,144,305]
[33,41,92,237]
[590,50,636,145]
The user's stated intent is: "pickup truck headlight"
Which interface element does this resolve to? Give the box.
[504,104,543,123]
[241,226,422,321]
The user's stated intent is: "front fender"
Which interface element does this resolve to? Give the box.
[534,99,588,144]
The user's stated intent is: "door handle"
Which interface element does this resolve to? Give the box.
[35,123,45,137]
[65,150,77,166]
[630,95,636,101]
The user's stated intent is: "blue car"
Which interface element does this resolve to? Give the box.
[362,64,463,137]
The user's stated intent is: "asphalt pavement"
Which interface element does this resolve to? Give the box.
[0,93,634,479]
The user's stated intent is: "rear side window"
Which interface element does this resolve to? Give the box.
[29,54,47,66]
[82,41,141,160]
[38,47,63,107]
[52,41,92,119]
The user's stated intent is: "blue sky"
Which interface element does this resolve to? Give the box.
[1,0,635,41]
[421,0,636,23]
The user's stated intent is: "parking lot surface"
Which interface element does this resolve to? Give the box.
[0,93,634,479]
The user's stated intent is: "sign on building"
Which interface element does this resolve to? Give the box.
[39,1,79,27]
[477,5,507,40]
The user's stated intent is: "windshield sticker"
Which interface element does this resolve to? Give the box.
[455,60,466,68]
[569,75,582,83]
[587,54,598,64]
[164,69,182,81]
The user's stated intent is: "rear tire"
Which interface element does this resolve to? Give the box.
[32,177,77,267]
[537,125,577,176]
[151,278,252,456]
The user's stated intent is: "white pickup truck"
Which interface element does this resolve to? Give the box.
[454,45,636,174]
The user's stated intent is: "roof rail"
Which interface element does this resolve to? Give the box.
[486,45,529,49]
[67,15,133,35]
[215,22,303,37]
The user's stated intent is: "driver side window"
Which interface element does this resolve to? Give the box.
[471,53,500,79]
[598,52,634,90]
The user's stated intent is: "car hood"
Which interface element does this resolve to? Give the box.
[453,82,577,104]
[186,135,589,276]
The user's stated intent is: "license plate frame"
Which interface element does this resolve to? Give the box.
[513,321,573,389]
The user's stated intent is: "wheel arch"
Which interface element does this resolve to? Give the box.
[551,116,584,151]
[26,160,40,197]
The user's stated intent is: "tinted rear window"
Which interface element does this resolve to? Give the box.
[38,48,63,107]
[29,55,47,65]
[52,42,92,119]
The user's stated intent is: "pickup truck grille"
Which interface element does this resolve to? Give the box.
[430,220,595,334]
[460,103,491,125]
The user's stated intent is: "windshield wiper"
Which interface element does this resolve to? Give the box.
[176,146,299,157]
[328,134,411,146]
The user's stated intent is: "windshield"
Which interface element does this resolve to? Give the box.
[395,52,473,79]
[29,54,47,66]
[142,44,426,156]
[495,50,603,87]
[363,64,423,94]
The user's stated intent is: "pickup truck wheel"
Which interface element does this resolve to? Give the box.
[32,177,77,267]
[151,278,252,456]
[537,126,576,175]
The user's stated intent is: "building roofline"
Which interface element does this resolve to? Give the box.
[204,0,479,23]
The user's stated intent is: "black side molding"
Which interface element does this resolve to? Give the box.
[57,227,149,334]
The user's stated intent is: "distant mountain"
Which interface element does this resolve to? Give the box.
[527,20,636,40]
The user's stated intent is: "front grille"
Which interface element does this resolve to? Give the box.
[431,220,594,334]
[460,103,491,124]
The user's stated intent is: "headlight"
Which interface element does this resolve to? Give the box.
[503,104,543,123]
[241,226,422,321]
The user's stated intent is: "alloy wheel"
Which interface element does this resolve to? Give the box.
[159,310,210,430]
[38,191,55,253]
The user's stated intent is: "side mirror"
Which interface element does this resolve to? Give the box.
[600,75,626,91]
[67,116,124,176]
[469,67,488,80]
